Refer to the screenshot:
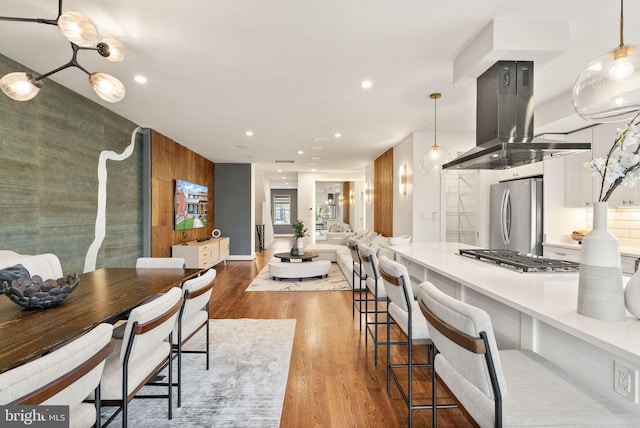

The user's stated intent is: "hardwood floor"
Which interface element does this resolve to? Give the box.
[209,238,472,427]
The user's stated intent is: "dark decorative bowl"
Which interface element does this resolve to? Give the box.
[2,273,79,309]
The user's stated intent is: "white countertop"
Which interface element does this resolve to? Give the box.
[383,241,640,365]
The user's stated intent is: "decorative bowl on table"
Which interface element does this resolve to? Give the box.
[2,273,79,309]
[388,235,411,246]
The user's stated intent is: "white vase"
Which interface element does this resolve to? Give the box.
[297,237,304,253]
[625,267,640,318]
[577,202,626,321]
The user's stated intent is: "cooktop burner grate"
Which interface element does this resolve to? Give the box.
[459,249,580,272]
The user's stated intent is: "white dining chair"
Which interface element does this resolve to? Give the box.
[98,287,183,428]
[136,257,185,269]
[172,268,216,407]
[0,323,114,428]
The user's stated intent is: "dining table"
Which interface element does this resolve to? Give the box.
[0,267,201,374]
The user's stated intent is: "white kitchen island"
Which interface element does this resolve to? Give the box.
[383,241,640,415]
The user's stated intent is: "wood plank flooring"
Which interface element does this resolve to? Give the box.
[209,238,472,427]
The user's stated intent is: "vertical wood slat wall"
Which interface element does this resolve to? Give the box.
[374,148,393,237]
[342,181,351,225]
[150,130,215,257]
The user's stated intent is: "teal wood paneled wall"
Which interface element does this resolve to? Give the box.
[0,54,142,274]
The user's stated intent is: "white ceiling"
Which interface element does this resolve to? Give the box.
[0,1,636,188]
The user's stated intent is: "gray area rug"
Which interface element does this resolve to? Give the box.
[100,318,296,427]
[246,259,350,291]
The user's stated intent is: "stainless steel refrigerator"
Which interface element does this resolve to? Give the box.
[489,177,543,255]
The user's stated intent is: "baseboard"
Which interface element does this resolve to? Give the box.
[226,254,256,261]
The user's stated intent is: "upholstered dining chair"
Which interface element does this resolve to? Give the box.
[98,287,183,428]
[358,243,388,367]
[378,256,455,427]
[136,257,185,269]
[416,281,640,428]
[347,237,368,331]
[172,267,216,407]
[0,323,114,428]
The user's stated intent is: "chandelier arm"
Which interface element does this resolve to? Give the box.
[620,0,624,48]
[33,44,91,81]
[0,16,57,26]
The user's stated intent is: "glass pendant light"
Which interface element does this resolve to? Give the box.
[572,0,640,122]
[0,72,42,101]
[419,93,450,174]
[57,11,98,47]
[89,73,126,103]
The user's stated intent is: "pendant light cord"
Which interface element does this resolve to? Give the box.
[620,0,624,48]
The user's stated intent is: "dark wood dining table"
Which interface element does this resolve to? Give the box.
[0,267,201,374]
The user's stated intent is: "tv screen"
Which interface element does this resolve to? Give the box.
[174,179,208,230]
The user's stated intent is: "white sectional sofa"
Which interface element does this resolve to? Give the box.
[307,231,389,288]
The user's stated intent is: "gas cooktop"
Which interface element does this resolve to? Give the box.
[459,249,580,273]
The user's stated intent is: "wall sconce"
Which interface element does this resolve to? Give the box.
[0,1,126,103]
[399,164,408,196]
[365,182,371,203]
[349,190,355,205]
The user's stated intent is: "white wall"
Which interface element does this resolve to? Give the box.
[297,172,316,246]
[393,134,414,237]
[365,163,375,231]
[412,131,475,242]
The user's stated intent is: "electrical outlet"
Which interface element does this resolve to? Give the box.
[614,361,639,403]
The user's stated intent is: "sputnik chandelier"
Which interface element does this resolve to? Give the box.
[0,0,125,103]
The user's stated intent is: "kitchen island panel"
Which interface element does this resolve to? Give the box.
[383,241,640,415]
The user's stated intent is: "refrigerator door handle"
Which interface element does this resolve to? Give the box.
[501,189,511,245]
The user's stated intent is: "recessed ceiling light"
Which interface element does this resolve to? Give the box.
[309,156,320,160]
[245,130,254,136]
[312,137,327,142]
[134,75,147,84]
[282,176,286,179]
[236,144,251,149]
[311,169,317,172]
[334,133,342,138]
[361,80,373,89]
[309,145,323,151]
[298,150,304,155]
[277,169,282,172]
[308,163,317,166]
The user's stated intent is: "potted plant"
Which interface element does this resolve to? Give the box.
[291,220,308,255]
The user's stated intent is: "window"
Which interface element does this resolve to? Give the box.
[273,195,291,225]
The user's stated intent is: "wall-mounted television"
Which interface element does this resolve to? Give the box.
[174,179,208,230]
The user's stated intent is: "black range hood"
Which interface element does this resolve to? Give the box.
[442,61,590,170]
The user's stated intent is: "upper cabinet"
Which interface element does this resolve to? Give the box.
[564,128,593,208]
[592,123,638,207]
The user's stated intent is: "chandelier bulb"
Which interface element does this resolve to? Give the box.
[57,11,98,47]
[0,72,42,101]
[89,73,126,103]
[98,38,125,62]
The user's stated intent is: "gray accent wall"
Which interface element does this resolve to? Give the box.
[271,189,298,235]
[214,163,252,256]
[0,54,142,274]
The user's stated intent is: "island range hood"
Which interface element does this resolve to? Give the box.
[442,61,590,170]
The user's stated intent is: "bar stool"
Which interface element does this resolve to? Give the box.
[358,243,388,367]
[378,255,456,427]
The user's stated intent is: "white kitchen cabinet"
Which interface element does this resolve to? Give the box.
[592,122,638,206]
[543,244,581,263]
[563,128,593,208]
[544,243,640,275]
